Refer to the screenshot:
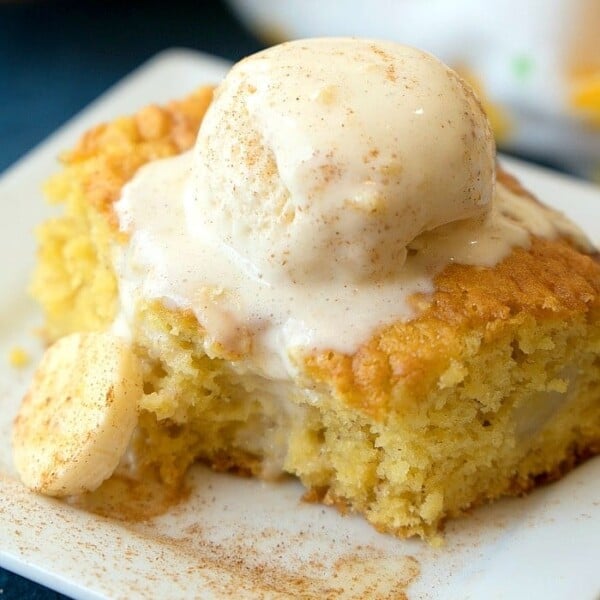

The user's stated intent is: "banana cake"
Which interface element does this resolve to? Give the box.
[13,39,600,540]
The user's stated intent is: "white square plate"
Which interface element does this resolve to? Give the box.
[1,49,599,600]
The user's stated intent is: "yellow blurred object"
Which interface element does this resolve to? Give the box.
[9,347,30,368]
[570,72,600,128]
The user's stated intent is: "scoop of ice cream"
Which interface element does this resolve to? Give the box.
[188,38,495,283]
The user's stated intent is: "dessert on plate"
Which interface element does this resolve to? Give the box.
[13,38,600,540]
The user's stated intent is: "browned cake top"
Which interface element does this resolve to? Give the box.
[49,87,213,227]
[303,235,600,418]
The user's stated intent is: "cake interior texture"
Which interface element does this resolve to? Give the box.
[31,88,600,540]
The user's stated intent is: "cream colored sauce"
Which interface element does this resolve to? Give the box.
[115,152,586,379]
[114,39,592,380]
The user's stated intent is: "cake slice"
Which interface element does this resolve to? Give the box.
[16,39,600,540]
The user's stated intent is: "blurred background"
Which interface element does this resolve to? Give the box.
[230,0,600,181]
[0,0,263,175]
[0,0,598,597]
[1,0,599,183]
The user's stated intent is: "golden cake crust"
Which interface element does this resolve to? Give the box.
[48,87,213,226]
[32,88,213,339]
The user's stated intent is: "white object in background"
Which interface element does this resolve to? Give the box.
[229,0,600,178]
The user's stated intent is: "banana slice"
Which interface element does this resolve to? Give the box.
[12,332,143,497]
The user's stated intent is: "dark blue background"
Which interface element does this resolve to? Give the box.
[1,1,261,597]
[0,0,263,173]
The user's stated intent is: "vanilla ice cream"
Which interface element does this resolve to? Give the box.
[189,39,495,283]
[115,38,583,375]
